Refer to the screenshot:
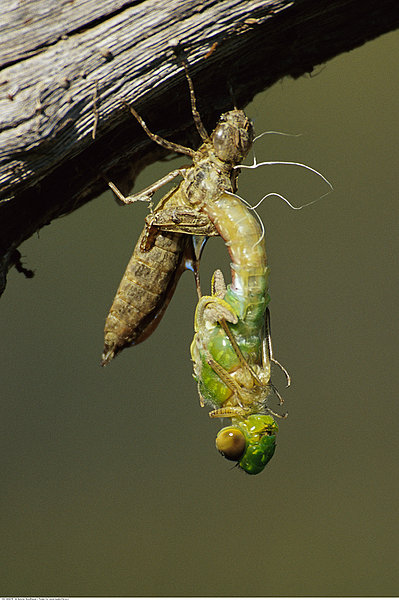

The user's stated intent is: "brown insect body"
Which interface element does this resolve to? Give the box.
[102,185,216,366]
[102,81,254,366]
[102,225,188,363]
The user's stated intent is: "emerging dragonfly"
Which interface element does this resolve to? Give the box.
[102,63,254,365]
[190,190,289,475]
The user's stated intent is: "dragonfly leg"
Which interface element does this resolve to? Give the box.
[121,100,196,158]
[189,236,209,299]
[266,402,288,419]
[199,270,264,387]
[183,237,203,299]
[264,307,291,387]
[140,206,217,261]
[181,60,209,141]
[108,168,188,205]
[206,357,250,416]
[197,383,205,407]
[192,255,202,299]
[215,315,288,416]
[145,206,217,237]
[218,318,264,387]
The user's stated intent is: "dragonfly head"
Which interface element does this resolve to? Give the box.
[212,110,254,165]
[215,414,278,475]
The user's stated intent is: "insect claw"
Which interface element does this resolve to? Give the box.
[270,382,285,405]
[271,357,291,387]
[266,406,288,419]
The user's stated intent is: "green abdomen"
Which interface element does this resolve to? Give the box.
[197,286,270,407]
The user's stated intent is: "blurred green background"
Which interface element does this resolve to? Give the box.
[1,30,398,596]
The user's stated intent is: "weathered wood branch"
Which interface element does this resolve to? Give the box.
[0,0,398,293]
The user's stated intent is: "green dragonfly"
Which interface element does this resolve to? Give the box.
[190,191,289,474]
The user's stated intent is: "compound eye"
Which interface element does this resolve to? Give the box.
[212,124,230,161]
[215,427,246,461]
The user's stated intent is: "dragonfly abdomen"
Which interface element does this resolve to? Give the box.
[102,229,187,365]
[203,192,268,324]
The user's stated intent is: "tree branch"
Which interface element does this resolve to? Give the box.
[0,0,398,293]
